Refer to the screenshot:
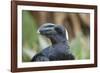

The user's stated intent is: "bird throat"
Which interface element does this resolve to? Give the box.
[50,37,66,45]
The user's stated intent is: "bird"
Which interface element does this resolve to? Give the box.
[31,23,75,61]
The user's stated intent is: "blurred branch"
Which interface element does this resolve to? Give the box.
[69,13,82,37]
[53,12,67,25]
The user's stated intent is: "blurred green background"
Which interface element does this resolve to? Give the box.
[22,10,90,62]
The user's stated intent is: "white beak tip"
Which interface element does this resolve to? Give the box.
[37,29,40,34]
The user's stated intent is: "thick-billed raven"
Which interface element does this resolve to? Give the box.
[31,23,75,61]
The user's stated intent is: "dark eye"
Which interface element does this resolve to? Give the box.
[55,27,63,34]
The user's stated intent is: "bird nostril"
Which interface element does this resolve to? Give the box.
[39,29,47,35]
[37,29,45,34]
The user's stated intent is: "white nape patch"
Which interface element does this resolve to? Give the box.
[66,29,69,40]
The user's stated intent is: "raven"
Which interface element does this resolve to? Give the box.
[31,23,75,61]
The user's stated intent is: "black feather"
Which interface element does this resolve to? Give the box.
[31,23,75,61]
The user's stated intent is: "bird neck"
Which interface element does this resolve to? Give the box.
[49,34,67,45]
[50,38,67,45]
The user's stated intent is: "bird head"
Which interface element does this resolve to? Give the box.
[37,23,68,44]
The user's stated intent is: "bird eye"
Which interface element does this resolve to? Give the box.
[55,27,63,34]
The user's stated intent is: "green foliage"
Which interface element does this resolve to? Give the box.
[22,10,38,48]
[70,33,90,60]
[22,11,39,62]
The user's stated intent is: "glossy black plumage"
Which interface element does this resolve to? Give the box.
[31,23,75,61]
